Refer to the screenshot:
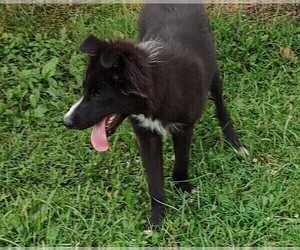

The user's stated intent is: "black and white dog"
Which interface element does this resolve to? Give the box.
[63,4,248,224]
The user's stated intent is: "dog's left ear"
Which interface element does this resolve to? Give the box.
[100,52,124,83]
[79,35,106,55]
[100,47,150,98]
[100,52,121,69]
[100,49,150,98]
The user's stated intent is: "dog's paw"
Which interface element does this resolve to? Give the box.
[150,215,162,226]
[174,181,192,193]
[150,206,164,225]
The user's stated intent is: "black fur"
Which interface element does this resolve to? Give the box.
[63,4,244,225]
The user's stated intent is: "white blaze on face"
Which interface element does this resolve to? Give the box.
[63,96,84,122]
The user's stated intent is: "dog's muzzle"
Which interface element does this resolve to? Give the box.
[63,116,74,129]
[63,96,83,129]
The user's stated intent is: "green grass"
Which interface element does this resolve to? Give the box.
[0,4,299,246]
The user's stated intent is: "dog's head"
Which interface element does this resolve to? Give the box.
[63,35,150,151]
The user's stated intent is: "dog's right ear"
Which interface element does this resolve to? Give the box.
[79,35,106,55]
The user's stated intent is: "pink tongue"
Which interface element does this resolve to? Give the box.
[91,117,109,152]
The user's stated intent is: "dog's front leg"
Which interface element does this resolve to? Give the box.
[172,125,194,193]
[136,130,164,225]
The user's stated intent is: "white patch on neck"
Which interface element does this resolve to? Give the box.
[64,96,83,120]
[131,114,185,137]
[132,114,168,137]
[137,39,164,64]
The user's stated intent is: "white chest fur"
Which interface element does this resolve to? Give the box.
[131,114,183,136]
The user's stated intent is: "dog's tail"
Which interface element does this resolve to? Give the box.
[210,71,249,156]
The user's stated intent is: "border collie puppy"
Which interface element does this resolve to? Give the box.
[63,4,248,224]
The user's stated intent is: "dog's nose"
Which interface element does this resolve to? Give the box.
[63,116,73,129]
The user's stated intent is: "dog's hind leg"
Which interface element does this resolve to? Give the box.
[210,71,249,156]
[135,129,165,225]
[171,125,194,193]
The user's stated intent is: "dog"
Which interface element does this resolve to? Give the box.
[63,4,248,224]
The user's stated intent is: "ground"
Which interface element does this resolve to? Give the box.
[0,4,299,246]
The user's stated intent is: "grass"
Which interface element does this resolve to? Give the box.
[0,4,299,246]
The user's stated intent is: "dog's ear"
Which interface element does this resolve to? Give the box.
[79,35,106,55]
[100,49,150,98]
[100,52,124,84]
[100,51,121,69]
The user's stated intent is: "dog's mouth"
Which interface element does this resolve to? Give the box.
[91,113,126,152]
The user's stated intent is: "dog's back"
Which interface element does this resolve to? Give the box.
[139,4,217,77]
[136,4,218,124]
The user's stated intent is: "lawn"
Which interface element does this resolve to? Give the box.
[0,4,299,246]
